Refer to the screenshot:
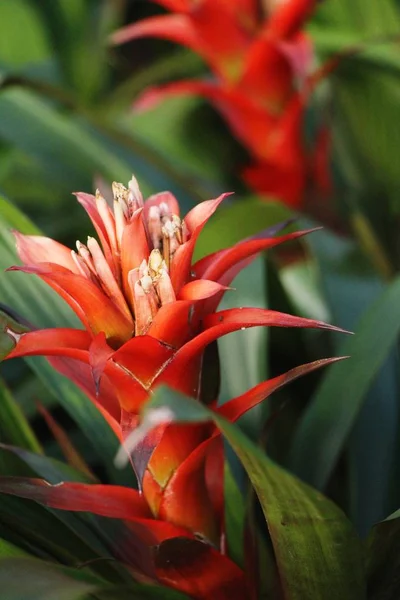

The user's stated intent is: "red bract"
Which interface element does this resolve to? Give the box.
[4,176,345,596]
[5,177,342,429]
[112,0,329,208]
[0,476,248,599]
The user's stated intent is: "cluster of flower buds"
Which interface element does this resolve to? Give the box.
[68,177,189,337]
[148,203,188,269]
[129,249,176,335]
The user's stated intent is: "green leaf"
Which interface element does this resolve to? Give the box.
[311,29,400,75]
[128,95,234,187]
[0,85,204,209]
[0,443,92,484]
[143,388,366,600]
[297,225,399,535]
[0,88,132,186]
[0,378,42,453]
[0,558,103,600]
[279,258,330,323]
[95,585,191,600]
[224,462,245,567]
[0,538,28,559]
[313,0,400,36]
[0,480,138,585]
[0,0,50,68]
[0,194,39,234]
[365,509,400,599]
[0,556,189,599]
[30,0,124,101]
[0,494,110,570]
[289,273,400,491]
[334,66,400,201]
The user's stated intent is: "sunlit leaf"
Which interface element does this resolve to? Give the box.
[0,0,50,68]
[0,538,28,559]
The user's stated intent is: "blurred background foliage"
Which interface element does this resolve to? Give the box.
[1,0,400,540]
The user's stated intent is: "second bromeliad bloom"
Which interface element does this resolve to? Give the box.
[113,0,331,207]
[4,177,344,596]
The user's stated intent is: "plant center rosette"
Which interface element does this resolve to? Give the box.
[5,175,344,547]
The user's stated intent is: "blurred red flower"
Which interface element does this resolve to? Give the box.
[113,0,330,207]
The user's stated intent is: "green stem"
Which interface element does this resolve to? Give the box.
[351,210,394,281]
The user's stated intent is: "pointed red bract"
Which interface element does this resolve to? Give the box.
[178,279,229,301]
[217,357,348,423]
[171,193,228,292]
[9,264,134,344]
[0,477,151,519]
[48,356,122,431]
[75,192,117,273]
[13,232,80,274]
[111,14,201,55]
[266,0,318,39]
[154,537,248,600]
[6,328,91,361]
[193,228,317,288]
[159,307,347,391]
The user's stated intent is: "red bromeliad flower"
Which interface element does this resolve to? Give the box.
[112,0,330,208]
[3,176,345,597]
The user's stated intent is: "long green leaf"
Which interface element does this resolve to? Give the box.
[0,538,28,559]
[0,0,50,68]
[365,509,400,600]
[313,0,400,35]
[0,88,131,185]
[224,462,245,567]
[0,85,206,206]
[0,195,39,234]
[289,274,400,490]
[0,443,91,484]
[0,557,103,600]
[0,378,42,453]
[142,388,366,600]
[0,558,190,599]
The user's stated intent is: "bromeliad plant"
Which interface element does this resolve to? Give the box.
[113,0,330,208]
[0,176,366,598]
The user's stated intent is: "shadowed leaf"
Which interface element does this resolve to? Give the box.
[365,509,400,600]
[0,378,41,453]
[289,274,400,490]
